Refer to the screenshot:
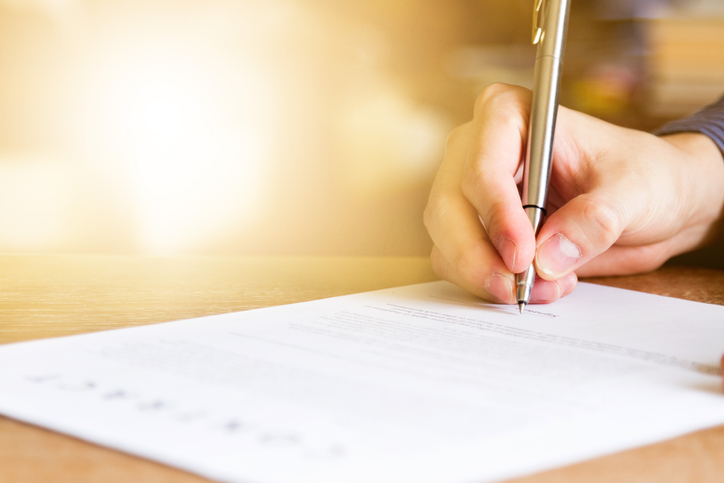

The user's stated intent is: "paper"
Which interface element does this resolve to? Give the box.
[0,281,723,483]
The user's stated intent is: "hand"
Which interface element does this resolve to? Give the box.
[424,83,724,304]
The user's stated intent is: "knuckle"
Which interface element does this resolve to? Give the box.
[581,198,624,248]
[423,193,453,232]
[430,246,487,291]
[452,248,486,288]
[429,247,449,280]
[636,258,666,274]
[473,83,529,122]
[445,124,467,151]
[481,200,511,234]
[473,83,511,115]
[632,248,669,273]
[460,163,486,201]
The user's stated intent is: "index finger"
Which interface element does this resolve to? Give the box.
[461,84,537,273]
[425,124,515,303]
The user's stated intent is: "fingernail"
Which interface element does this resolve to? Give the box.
[496,236,518,272]
[536,234,581,277]
[485,273,513,304]
[529,279,561,304]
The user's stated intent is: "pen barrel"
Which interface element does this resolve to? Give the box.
[522,0,570,211]
[522,55,561,210]
[537,0,570,60]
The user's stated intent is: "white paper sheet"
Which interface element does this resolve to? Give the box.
[1,281,723,483]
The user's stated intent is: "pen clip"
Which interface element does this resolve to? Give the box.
[532,0,546,44]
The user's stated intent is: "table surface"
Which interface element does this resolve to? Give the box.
[1,255,723,483]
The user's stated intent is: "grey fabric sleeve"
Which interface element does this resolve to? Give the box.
[654,94,724,269]
[653,94,724,154]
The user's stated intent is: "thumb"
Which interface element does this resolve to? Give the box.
[534,192,628,280]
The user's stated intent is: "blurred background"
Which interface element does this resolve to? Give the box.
[0,0,723,257]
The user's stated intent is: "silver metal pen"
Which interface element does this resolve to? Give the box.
[516,0,571,314]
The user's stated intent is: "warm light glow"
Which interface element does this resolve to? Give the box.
[140,87,184,138]
[76,39,275,253]
[0,0,454,256]
[335,83,450,198]
[0,154,74,250]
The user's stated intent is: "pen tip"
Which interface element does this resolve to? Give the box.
[518,302,526,315]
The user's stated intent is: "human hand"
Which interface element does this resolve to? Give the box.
[424,83,724,304]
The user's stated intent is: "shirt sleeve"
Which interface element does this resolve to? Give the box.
[653,94,724,154]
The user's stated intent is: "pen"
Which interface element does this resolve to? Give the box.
[516,0,571,314]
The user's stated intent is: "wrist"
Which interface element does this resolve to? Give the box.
[660,132,724,247]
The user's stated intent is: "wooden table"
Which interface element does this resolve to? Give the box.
[1,255,723,483]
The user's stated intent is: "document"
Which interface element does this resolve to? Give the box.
[0,281,723,483]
